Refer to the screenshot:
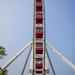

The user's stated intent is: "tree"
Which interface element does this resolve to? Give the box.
[0,46,6,56]
[0,68,7,75]
[0,46,7,75]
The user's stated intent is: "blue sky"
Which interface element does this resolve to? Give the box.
[0,0,75,75]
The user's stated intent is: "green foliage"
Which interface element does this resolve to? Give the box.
[0,68,7,75]
[0,46,7,75]
[0,46,6,56]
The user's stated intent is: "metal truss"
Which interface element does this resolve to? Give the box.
[0,41,75,75]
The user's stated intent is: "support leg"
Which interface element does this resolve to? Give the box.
[21,45,32,75]
[46,48,56,75]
